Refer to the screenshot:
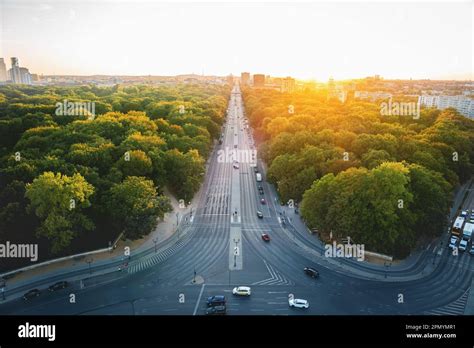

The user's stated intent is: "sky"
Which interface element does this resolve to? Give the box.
[0,0,472,80]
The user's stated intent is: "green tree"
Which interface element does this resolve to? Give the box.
[25,172,94,253]
[107,176,172,239]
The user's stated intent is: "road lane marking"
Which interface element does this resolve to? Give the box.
[193,284,206,316]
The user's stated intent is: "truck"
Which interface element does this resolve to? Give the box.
[256,173,262,182]
[452,216,465,237]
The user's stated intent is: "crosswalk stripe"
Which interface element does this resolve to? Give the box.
[423,288,470,315]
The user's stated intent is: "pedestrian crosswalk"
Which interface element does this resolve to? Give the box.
[252,260,294,286]
[423,288,470,315]
[127,238,187,274]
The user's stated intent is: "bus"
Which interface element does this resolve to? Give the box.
[452,216,465,237]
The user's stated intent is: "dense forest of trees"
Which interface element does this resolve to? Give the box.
[0,83,229,268]
[242,88,474,257]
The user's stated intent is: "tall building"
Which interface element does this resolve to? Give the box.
[0,58,7,82]
[19,68,32,84]
[9,57,21,83]
[253,74,265,87]
[8,57,32,84]
[241,72,250,86]
[281,77,295,93]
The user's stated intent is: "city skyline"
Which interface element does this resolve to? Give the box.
[0,1,472,80]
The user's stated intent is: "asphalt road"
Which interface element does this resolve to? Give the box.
[1,84,472,316]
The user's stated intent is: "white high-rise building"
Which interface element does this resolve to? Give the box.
[0,58,7,82]
[9,57,21,83]
[8,57,32,84]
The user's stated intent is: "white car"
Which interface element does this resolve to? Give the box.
[449,237,458,250]
[232,286,251,296]
[459,239,468,251]
[289,298,309,309]
[233,162,239,169]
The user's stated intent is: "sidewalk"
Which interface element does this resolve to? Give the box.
[0,186,202,303]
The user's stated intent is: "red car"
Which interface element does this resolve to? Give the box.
[260,198,266,205]
[261,234,270,242]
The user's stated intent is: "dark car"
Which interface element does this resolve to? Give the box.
[257,211,263,219]
[261,234,270,242]
[23,289,41,300]
[206,305,226,315]
[207,295,226,307]
[304,267,319,278]
[260,198,266,205]
[48,281,69,291]
[254,167,259,173]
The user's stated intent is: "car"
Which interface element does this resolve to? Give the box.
[232,286,251,296]
[289,298,309,309]
[260,198,266,205]
[254,167,259,173]
[257,211,263,219]
[459,239,468,251]
[294,208,299,214]
[449,237,458,250]
[233,162,239,169]
[304,267,319,278]
[48,281,69,291]
[261,233,270,242]
[460,210,469,218]
[207,295,226,307]
[469,245,474,255]
[206,305,226,315]
[23,289,41,300]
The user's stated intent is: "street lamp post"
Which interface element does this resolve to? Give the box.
[193,267,196,283]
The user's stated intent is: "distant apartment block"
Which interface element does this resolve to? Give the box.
[354,91,393,101]
[226,74,234,85]
[253,74,265,87]
[281,77,296,93]
[241,72,250,86]
[419,95,474,119]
